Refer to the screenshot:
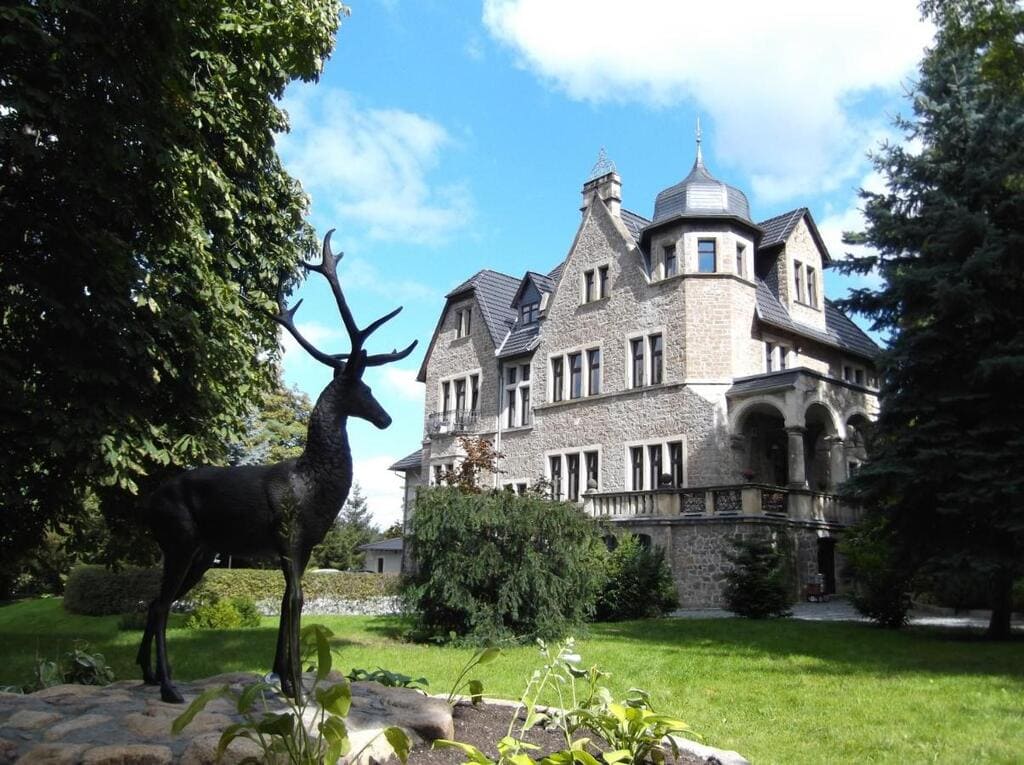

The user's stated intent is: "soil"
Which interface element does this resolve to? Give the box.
[408,702,707,764]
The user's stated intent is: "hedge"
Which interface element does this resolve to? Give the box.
[63,565,400,616]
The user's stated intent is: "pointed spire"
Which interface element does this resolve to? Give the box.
[694,115,704,168]
[586,146,617,182]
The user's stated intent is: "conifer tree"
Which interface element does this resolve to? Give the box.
[838,0,1024,638]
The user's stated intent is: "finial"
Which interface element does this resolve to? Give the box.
[695,115,704,167]
[587,147,617,182]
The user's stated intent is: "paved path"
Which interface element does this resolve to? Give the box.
[671,598,1024,630]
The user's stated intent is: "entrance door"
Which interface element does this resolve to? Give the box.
[817,538,836,594]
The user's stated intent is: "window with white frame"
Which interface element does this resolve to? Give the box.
[794,260,804,303]
[504,362,531,428]
[432,462,455,485]
[551,346,600,401]
[438,370,481,421]
[547,447,601,500]
[806,266,818,308]
[625,437,687,490]
[629,332,664,387]
[520,301,539,325]
[792,261,821,309]
[598,266,609,298]
[736,243,747,279]
[764,341,792,373]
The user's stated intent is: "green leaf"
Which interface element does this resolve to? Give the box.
[601,750,632,764]
[315,681,351,716]
[255,712,295,736]
[475,647,501,665]
[433,740,495,764]
[468,679,484,705]
[236,681,271,714]
[320,714,350,763]
[171,685,230,734]
[384,726,411,764]
[215,723,251,760]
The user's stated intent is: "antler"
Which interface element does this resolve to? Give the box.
[271,230,418,373]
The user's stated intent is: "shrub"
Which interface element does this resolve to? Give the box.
[722,534,793,618]
[595,535,678,621]
[840,517,912,628]
[64,564,400,615]
[117,611,148,631]
[404,487,605,643]
[184,596,261,630]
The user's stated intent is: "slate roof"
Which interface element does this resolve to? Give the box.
[754,280,879,360]
[758,208,807,249]
[358,538,404,552]
[727,370,802,396]
[620,208,649,243]
[389,449,422,472]
[497,323,540,358]
[446,269,521,348]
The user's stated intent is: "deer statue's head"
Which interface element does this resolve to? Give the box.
[272,230,417,429]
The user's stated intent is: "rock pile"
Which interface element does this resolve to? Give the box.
[0,672,453,764]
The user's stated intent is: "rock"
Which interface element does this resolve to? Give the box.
[178,732,262,765]
[119,713,176,740]
[14,743,87,764]
[668,735,751,765]
[80,744,173,765]
[3,711,63,731]
[0,737,19,764]
[43,714,111,742]
[348,682,454,742]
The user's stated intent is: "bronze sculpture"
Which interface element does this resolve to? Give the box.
[136,231,416,704]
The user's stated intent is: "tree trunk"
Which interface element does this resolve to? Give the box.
[987,572,1014,640]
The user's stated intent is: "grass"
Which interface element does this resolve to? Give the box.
[1,599,1022,764]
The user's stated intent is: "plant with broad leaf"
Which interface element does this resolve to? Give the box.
[172,624,410,764]
[445,646,501,706]
[436,638,694,764]
[346,667,429,691]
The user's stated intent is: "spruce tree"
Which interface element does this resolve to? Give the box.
[838,0,1024,638]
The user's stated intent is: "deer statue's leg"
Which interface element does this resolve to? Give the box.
[137,601,158,685]
[286,554,306,705]
[153,550,196,704]
[272,579,292,696]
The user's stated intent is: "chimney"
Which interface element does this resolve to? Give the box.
[580,148,621,218]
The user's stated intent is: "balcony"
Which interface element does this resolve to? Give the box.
[427,409,479,436]
[583,483,862,527]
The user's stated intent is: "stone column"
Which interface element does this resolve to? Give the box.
[786,426,808,489]
[826,436,846,490]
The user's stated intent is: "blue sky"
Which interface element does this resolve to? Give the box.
[273,1,935,527]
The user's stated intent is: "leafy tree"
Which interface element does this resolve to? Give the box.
[404,487,605,643]
[722,535,793,619]
[837,0,1024,638]
[439,437,503,493]
[228,368,312,466]
[0,1,343,595]
[380,521,404,539]
[310,483,378,571]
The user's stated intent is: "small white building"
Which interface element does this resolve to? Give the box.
[359,538,403,574]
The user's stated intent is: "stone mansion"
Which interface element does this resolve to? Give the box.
[391,141,880,607]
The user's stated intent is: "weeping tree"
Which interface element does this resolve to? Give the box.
[0,0,343,595]
[837,0,1024,638]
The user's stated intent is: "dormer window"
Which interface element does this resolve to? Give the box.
[794,261,804,303]
[806,266,818,308]
[698,239,716,273]
[455,308,471,338]
[521,301,539,324]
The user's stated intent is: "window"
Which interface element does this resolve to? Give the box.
[698,239,717,273]
[669,441,684,487]
[737,243,747,279]
[505,363,531,427]
[551,357,564,402]
[648,445,663,489]
[470,374,479,412]
[455,308,471,338]
[630,447,644,491]
[455,379,466,413]
[794,260,804,303]
[806,266,818,308]
[441,381,451,413]
[779,346,788,370]
[855,369,864,386]
[664,244,677,277]
[567,453,580,501]
[588,349,601,395]
[598,266,609,298]
[765,342,775,373]
[549,456,562,500]
[433,464,443,484]
[585,451,599,491]
[377,558,384,573]
[631,338,645,388]
[843,365,853,382]
[569,352,583,399]
[583,270,595,303]
[521,301,539,324]
[650,334,663,385]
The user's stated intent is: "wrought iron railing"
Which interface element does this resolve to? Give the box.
[427,409,479,435]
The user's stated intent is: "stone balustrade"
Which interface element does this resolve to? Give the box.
[583,483,861,527]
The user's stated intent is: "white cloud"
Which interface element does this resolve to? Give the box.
[279,321,344,367]
[380,366,425,404]
[819,169,886,293]
[278,87,473,244]
[482,0,933,203]
[353,455,408,529]
[341,258,439,302]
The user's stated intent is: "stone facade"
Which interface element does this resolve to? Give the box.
[396,146,881,607]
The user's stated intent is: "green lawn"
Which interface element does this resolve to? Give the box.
[1,599,1021,764]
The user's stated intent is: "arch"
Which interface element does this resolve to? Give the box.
[733,401,788,486]
[803,402,839,491]
[729,396,789,435]
[803,400,840,434]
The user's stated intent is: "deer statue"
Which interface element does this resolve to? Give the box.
[136,230,416,704]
